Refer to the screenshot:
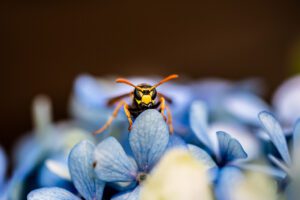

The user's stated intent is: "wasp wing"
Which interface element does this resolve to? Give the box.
[107,92,133,106]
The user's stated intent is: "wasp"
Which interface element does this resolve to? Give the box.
[94,74,179,135]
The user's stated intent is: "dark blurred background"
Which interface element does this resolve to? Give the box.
[1,0,300,152]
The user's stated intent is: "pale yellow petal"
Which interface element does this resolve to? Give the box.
[232,172,278,200]
[140,149,213,200]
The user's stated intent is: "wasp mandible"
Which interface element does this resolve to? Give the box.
[94,74,179,135]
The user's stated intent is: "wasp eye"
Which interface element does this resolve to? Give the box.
[134,89,142,100]
[151,89,157,99]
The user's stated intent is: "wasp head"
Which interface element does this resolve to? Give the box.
[115,74,178,108]
[134,84,157,108]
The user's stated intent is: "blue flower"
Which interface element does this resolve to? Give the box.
[189,101,248,168]
[257,111,300,178]
[93,109,169,199]
[13,75,300,199]
[185,100,258,200]
[255,111,300,198]
[28,140,105,200]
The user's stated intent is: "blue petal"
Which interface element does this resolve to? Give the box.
[166,135,187,150]
[258,111,291,165]
[268,154,291,175]
[13,135,45,172]
[158,84,193,117]
[188,144,216,169]
[111,186,140,200]
[189,101,212,147]
[272,75,300,126]
[215,167,244,200]
[73,75,131,108]
[239,164,287,179]
[223,92,269,126]
[209,122,259,160]
[217,131,247,163]
[293,119,300,159]
[191,79,232,105]
[109,181,136,192]
[27,187,80,200]
[129,109,169,171]
[71,77,131,134]
[8,136,46,199]
[234,78,265,95]
[93,137,138,182]
[0,146,6,190]
[68,140,105,200]
[38,157,72,189]
[74,74,105,108]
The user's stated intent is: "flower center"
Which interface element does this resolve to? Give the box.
[137,172,147,183]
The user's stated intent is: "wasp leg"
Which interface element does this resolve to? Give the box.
[94,100,126,135]
[165,105,174,134]
[124,104,133,131]
[159,97,167,121]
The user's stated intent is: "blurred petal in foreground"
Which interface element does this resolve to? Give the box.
[216,167,278,200]
[140,149,213,200]
[231,172,278,200]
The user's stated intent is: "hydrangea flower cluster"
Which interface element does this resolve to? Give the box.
[2,74,300,200]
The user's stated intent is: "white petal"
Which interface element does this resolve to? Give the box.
[46,160,71,181]
[141,149,213,200]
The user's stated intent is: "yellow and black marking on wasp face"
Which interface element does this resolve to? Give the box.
[134,84,157,109]
[94,74,178,135]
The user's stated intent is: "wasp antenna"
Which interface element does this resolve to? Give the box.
[115,78,143,90]
[151,74,179,89]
